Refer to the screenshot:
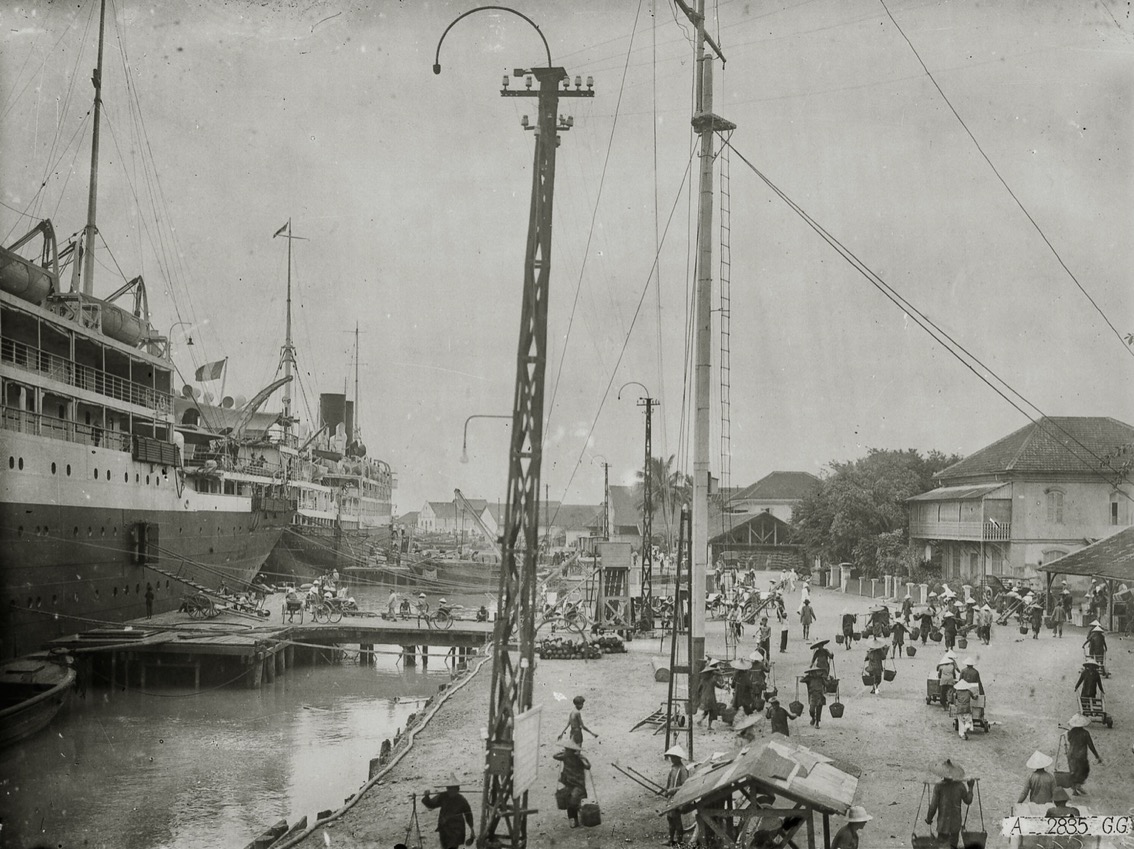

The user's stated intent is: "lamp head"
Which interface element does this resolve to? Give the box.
[433,63,441,75]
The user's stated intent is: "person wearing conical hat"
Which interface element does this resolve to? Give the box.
[926,760,974,849]
[831,806,872,849]
[1029,602,1043,639]
[1084,624,1107,663]
[731,658,760,717]
[916,606,935,646]
[1018,751,1056,803]
[936,653,958,711]
[810,640,834,679]
[803,667,828,728]
[554,739,591,828]
[1066,713,1103,796]
[901,593,914,623]
[977,603,994,645]
[1074,659,1104,700]
[958,657,984,696]
[890,616,908,656]
[421,773,475,848]
[864,640,886,695]
[663,745,689,845]
[695,660,723,729]
[799,597,817,641]
[951,680,975,739]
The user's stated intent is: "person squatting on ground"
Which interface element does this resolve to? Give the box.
[558,695,598,747]
[554,740,591,828]
[926,763,975,849]
[421,777,475,848]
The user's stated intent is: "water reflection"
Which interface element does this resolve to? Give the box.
[0,593,472,849]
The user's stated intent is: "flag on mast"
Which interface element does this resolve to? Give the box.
[272,222,289,238]
[194,358,227,382]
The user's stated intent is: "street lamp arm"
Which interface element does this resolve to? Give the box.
[617,380,651,401]
[433,5,552,75]
[461,413,512,463]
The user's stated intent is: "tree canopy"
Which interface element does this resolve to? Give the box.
[634,454,692,547]
[792,448,961,576]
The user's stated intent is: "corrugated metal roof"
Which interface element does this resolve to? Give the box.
[938,417,1134,480]
[663,734,860,816]
[1038,526,1134,581]
[907,483,1008,502]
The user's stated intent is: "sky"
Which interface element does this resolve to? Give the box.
[2,0,1132,517]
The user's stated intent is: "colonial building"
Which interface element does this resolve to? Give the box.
[908,417,1134,583]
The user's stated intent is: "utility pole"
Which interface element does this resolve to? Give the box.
[674,0,733,704]
[433,11,593,848]
[639,395,657,613]
[603,461,611,541]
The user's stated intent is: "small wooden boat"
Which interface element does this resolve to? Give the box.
[0,653,77,747]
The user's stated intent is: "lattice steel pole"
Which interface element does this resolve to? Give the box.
[435,18,594,843]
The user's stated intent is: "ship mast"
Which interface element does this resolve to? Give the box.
[79,0,108,295]
[275,218,297,444]
[353,322,360,442]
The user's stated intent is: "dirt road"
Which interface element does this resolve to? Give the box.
[292,587,1133,849]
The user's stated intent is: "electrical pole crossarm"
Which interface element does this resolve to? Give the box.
[691,113,736,133]
[671,0,727,63]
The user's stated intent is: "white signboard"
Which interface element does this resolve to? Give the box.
[512,705,542,793]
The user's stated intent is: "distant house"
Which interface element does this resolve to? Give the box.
[709,511,805,572]
[908,416,1134,583]
[482,501,599,548]
[727,471,821,523]
[585,485,643,546]
[396,511,419,531]
[418,497,488,536]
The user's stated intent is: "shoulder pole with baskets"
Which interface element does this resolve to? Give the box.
[579,769,602,827]
[962,779,986,849]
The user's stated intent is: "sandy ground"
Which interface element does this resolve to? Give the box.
[293,587,1134,849]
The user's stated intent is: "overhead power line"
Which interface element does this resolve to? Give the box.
[880,0,1134,364]
[724,140,1134,500]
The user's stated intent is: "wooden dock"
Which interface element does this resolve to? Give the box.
[49,607,495,691]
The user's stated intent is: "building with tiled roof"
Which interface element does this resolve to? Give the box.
[729,471,821,523]
[909,417,1134,583]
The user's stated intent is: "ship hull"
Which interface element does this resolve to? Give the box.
[265,524,391,583]
[0,429,287,658]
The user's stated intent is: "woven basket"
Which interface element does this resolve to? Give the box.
[835,634,844,644]
[961,830,987,849]
[883,669,897,682]
[789,699,804,715]
[1019,624,1028,635]
[861,672,873,686]
[910,627,921,641]
[906,645,917,657]
[929,630,942,642]
[828,701,845,718]
[580,802,602,827]
[958,637,968,650]
[852,631,862,640]
[824,677,840,694]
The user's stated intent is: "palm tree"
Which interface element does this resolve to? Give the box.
[635,454,692,550]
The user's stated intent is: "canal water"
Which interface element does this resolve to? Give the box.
[0,584,497,849]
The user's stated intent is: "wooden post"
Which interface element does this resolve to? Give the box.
[249,653,265,688]
[421,645,428,667]
[193,659,200,691]
[403,645,416,667]
[823,813,830,849]
[285,645,294,668]
[806,810,815,849]
[275,648,285,677]
[264,653,276,683]
[139,662,146,690]
[122,654,130,692]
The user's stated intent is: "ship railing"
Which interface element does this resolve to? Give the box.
[1,405,132,452]
[1,337,172,414]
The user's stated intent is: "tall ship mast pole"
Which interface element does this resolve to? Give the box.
[79,0,107,297]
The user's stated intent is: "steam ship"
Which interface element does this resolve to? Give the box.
[0,3,290,658]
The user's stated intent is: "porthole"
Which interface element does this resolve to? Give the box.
[93,468,99,480]
[136,474,139,483]
[123,585,129,595]
[165,580,169,589]
[66,464,71,476]
[113,527,117,536]
[26,597,32,608]
[124,472,129,483]
[51,462,57,474]
[87,527,92,537]
[113,587,118,597]
[7,457,13,469]
[100,527,105,537]
[95,589,100,598]
[18,458,23,470]
[35,597,42,608]
[146,475,150,485]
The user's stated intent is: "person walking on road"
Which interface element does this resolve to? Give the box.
[917,608,935,646]
[937,652,958,711]
[799,599,816,640]
[942,611,958,651]
[777,598,790,653]
[831,806,871,849]
[1065,713,1103,796]
[1018,751,1057,803]
[891,619,908,657]
[757,617,772,661]
[553,740,591,829]
[951,680,975,740]
[1084,625,1107,664]
[810,640,834,680]
[1051,602,1066,638]
[841,610,857,650]
[926,760,975,849]
[978,604,994,645]
[958,658,985,696]
[864,641,886,695]
[421,776,476,848]
[695,660,722,729]
[901,593,914,624]
[1029,604,1043,639]
[1074,660,1104,703]
[558,695,598,747]
[662,745,689,846]
[804,666,828,728]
